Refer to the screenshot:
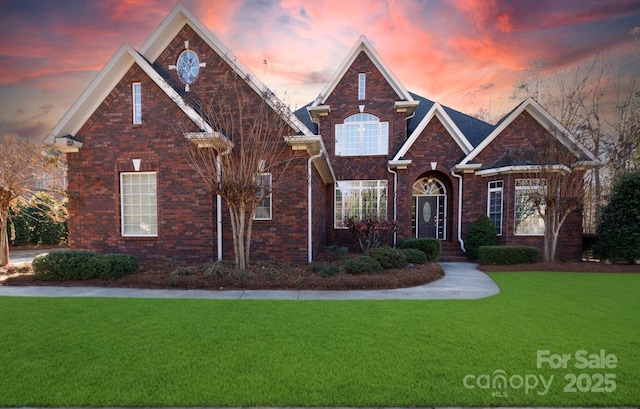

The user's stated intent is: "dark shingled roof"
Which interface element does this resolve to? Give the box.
[408,92,495,148]
[294,102,317,134]
[479,147,544,171]
[294,92,496,148]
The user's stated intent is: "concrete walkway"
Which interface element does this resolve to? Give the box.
[0,262,500,300]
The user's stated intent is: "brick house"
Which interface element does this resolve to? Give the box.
[46,4,599,263]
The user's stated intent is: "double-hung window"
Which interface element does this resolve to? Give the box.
[514,178,546,235]
[334,180,387,228]
[121,172,157,236]
[132,82,142,125]
[335,113,389,156]
[487,181,503,235]
[254,173,272,220]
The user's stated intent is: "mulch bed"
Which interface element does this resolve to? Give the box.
[1,258,444,291]
[3,245,637,291]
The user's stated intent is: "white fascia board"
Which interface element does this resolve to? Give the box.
[286,134,336,183]
[312,35,414,107]
[47,43,212,143]
[523,98,598,162]
[459,100,529,166]
[452,163,482,173]
[475,164,571,177]
[388,159,412,169]
[392,103,472,162]
[140,3,313,137]
[132,50,213,133]
[47,43,135,142]
[460,97,598,166]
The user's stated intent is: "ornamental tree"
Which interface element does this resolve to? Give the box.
[180,72,299,270]
[345,216,396,254]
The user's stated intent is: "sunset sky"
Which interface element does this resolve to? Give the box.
[1,0,639,141]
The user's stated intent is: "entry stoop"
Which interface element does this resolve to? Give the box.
[439,241,468,262]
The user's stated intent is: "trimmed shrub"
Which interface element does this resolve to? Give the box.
[324,245,348,261]
[594,171,640,264]
[401,248,427,265]
[399,238,441,261]
[320,265,340,277]
[343,256,383,275]
[170,266,197,277]
[96,254,138,280]
[203,261,223,278]
[479,246,540,265]
[368,246,407,269]
[32,250,137,281]
[465,215,497,260]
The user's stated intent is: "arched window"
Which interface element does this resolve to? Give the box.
[412,178,446,195]
[335,113,389,156]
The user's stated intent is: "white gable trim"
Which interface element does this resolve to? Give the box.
[459,97,598,166]
[46,43,212,145]
[392,102,474,161]
[312,35,414,106]
[139,3,313,136]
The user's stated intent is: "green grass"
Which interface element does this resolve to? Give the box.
[0,272,638,406]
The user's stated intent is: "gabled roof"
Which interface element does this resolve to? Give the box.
[460,97,599,166]
[46,42,213,147]
[139,3,313,136]
[392,100,474,161]
[407,92,494,148]
[311,35,415,107]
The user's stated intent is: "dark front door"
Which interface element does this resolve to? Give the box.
[417,196,437,238]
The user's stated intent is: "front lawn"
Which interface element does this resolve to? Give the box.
[0,272,638,406]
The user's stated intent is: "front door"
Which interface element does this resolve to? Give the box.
[413,177,447,239]
[417,196,437,238]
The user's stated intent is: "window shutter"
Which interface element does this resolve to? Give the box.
[335,123,343,155]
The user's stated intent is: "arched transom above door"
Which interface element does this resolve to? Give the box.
[413,178,446,195]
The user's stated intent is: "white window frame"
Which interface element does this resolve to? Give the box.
[120,172,157,237]
[132,82,142,125]
[487,180,503,235]
[358,73,366,100]
[514,178,546,236]
[335,113,389,156]
[254,173,272,220]
[334,180,387,228]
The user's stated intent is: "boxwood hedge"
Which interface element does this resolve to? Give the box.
[478,246,540,265]
[399,238,441,261]
[33,250,138,281]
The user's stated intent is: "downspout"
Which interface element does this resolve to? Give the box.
[216,155,223,261]
[450,167,466,253]
[308,150,324,263]
[387,165,398,247]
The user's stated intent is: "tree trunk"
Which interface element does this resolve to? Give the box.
[0,209,9,267]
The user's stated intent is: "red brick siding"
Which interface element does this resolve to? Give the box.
[396,116,466,244]
[460,113,585,259]
[66,63,215,262]
[67,25,315,263]
[318,51,411,251]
